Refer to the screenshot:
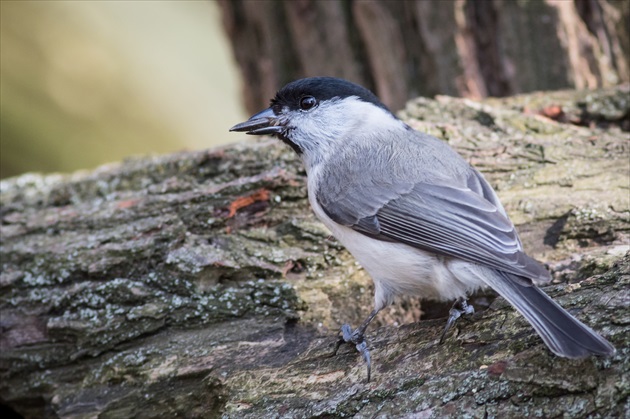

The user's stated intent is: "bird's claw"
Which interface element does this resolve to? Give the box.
[341,323,354,342]
[439,297,475,344]
[355,340,372,382]
[334,323,372,382]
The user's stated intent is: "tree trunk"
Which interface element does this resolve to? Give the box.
[1,86,629,418]
[218,0,630,113]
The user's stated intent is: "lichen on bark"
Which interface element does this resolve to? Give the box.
[1,86,628,418]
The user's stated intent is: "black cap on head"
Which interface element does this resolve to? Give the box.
[271,77,390,114]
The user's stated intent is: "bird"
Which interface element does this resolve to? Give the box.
[230,77,615,381]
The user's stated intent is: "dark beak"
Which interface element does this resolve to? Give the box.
[229,108,284,136]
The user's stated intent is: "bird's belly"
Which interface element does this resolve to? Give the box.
[323,219,485,309]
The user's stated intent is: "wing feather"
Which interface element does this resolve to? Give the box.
[318,171,550,283]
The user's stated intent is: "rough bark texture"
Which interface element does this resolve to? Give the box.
[218,0,630,113]
[1,86,629,418]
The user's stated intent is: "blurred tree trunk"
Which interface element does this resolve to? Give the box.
[218,0,629,113]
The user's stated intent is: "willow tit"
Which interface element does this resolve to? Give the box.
[230,77,615,381]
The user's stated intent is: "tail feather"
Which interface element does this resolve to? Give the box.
[483,272,615,358]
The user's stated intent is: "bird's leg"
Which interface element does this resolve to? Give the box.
[439,297,475,344]
[333,308,381,382]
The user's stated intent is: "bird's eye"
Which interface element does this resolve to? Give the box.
[299,96,317,111]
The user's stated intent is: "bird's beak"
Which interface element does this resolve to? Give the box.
[229,107,285,136]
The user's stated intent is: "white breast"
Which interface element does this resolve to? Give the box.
[306,168,486,310]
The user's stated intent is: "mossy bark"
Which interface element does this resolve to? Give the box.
[1,86,628,418]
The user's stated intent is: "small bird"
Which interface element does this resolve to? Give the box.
[230,77,615,381]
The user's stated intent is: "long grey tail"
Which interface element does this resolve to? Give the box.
[483,271,615,358]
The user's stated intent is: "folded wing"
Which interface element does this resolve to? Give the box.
[318,169,550,283]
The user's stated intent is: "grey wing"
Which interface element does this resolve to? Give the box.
[318,169,551,283]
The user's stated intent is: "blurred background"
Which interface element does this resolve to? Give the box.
[1,0,628,179]
[1,1,245,179]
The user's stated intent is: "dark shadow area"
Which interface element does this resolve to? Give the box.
[544,211,571,248]
[0,403,25,419]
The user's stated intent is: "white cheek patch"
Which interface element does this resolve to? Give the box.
[283,96,405,169]
[291,97,402,146]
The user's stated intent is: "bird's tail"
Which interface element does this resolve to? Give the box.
[483,271,615,358]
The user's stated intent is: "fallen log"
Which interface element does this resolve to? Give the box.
[1,86,628,418]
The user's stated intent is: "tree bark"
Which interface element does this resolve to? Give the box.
[1,86,629,418]
[218,0,630,113]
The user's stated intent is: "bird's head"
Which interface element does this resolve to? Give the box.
[230,77,402,167]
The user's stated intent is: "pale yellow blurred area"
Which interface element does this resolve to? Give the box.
[0,0,247,179]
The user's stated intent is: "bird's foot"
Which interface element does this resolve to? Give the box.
[439,297,475,344]
[333,323,372,382]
